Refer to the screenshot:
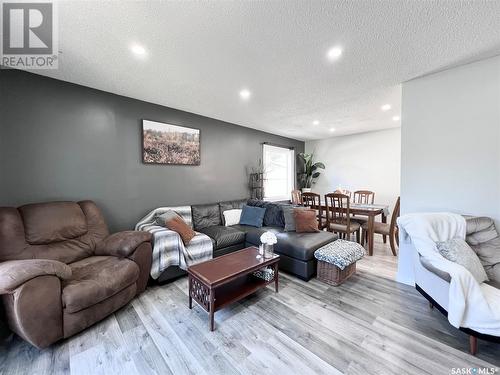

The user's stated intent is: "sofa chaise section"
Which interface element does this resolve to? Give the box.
[233,223,337,280]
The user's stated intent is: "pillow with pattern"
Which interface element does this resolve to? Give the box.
[436,238,489,284]
[314,239,365,270]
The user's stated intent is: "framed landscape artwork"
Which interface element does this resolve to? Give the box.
[142,120,201,165]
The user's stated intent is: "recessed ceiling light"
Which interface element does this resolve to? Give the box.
[130,44,146,56]
[392,116,400,121]
[329,128,336,132]
[239,89,251,100]
[381,104,391,111]
[313,120,320,125]
[327,46,343,61]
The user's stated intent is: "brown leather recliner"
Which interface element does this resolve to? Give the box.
[0,200,152,348]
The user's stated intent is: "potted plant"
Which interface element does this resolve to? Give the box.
[297,153,325,193]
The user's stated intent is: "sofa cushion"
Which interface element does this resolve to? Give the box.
[466,217,500,283]
[468,236,500,282]
[192,203,222,230]
[164,215,196,245]
[62,256,139,313]
[283,206,305,232]
[240,225,337,261]
[294,209,320,233]
[222,209,242,226]
[274,231,337,261]
[240,205,266,227]
[230,224,271,239]
[19,202,88,245]
[63,283,137,338]
[330,221,361,233]
[198,226,245,250]
[486,280,500,290]
[466,216,498,240]
[153,206,193,228]
[436,238,489,284]
[155,209,180,226]
[219,199,248,222]
[247,199,286,227]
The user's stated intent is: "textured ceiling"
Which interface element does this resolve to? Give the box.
[33,0,500,141]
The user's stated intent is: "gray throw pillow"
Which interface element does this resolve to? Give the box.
[283,206,306,232]
[156,210,180,226]
[436,238,489,284]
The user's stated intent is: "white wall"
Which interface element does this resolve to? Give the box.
[305,128,401,212]
[398,55,500,285]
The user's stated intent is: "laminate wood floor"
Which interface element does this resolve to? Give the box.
[1,239,498,375]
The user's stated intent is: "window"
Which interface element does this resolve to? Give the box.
[262,144,295,201]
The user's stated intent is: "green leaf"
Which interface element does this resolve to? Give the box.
[313,162,325,169]
[306,159,312,172]
[312,172,320,178]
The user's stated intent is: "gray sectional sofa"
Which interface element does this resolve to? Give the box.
[158,198,337,282]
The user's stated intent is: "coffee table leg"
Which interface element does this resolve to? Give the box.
[188,275,192,309]
[274,263,279,293]
[209,288,215,331]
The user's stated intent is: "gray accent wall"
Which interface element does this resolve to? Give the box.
[0,70,304,231]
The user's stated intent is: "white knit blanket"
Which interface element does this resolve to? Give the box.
[398,212,500,336]
[135,206,213,279]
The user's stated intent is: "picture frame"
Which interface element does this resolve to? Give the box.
[142,119,200,165]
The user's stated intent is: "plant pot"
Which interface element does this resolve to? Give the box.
[301,188,312,193]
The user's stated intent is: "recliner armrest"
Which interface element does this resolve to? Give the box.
[0,259,72,294]
[95,231,152,258]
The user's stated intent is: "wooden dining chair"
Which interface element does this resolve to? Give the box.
[334,189,352,199]
[350,190,375,226]
[291,189,302,205]
[324,193,361,242]
[361,196,400,256]
[301,192,326,229]
[353,190,375,204]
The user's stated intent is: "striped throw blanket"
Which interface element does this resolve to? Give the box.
[135,206,213,279]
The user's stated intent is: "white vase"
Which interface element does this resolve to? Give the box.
[302,188,312,193]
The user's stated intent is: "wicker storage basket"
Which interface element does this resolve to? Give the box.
[317,260,356,286]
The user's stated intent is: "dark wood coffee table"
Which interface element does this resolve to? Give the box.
[188,246,280,331]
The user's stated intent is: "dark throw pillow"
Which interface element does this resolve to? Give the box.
[239,205,266,228]
[294,209,320,233]
[247,199,285,227]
